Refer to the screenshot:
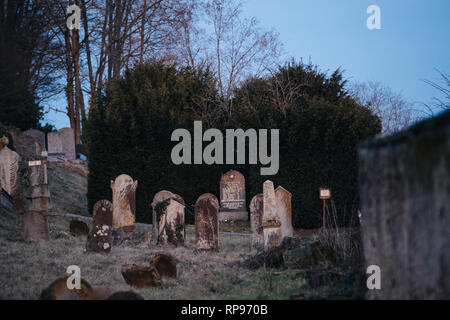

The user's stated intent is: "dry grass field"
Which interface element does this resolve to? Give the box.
[0,209,365,300]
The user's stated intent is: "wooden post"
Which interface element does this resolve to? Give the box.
[322,199,326,229]
[319,188,331,229]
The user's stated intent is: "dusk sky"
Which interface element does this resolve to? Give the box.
[45,0,450,129]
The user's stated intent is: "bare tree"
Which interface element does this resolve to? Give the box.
[421,69,450,115]
[203,0,282,115]
[350,81,418,135]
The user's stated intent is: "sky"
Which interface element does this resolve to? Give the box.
[44,0,450,129]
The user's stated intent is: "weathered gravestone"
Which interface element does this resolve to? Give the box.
[195,193,219,250]
[111,174,137,232]
[21,129,45,149]
[157,198,185,246]
[121,265,161,288]
[151,190,176,244]
[250,194,264,249]
[275,186,294,240]
[23,210,49,242]
[262,180,282,250]
[359,110,450,299]
[27,155,51,211]
[47,127,76,160]
[219,170,248,221]
[93,200,113,227]
[85,224,112,254]
[0,136,21,212]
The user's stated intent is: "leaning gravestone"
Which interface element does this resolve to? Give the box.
[151,190,176,244]
[47,127,76,160]
[275,186,294,240]
[70,219,89,236]
[219,170,248,221]
[250,194,264,249]
[0,136,21,212]
[262,180,282,251]
[195,193,219,250]
[111,174,137,232]
[157,198,185,246]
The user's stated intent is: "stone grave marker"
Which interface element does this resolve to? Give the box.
[195,193,219,250]
[0,135,21,212]
[47,127,76,160]
[157,198,185,246]
[250,193,264,249]
[27,155,51,211]
[93,200,113,227]
[275,186,294,240]
[151,190,176,244]
[219,170,248,221]
[262,180,282,250]
[111,174,137,232]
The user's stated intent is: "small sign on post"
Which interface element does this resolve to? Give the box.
[319,188,331,228]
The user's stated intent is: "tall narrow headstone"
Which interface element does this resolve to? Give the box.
[262,180,282,250]
[151,190,176,244]
[195,193,219,250]
[275,186,294,239]
[250,194,264,249]
[157,198,185,246]
[111,174,137,232]
[27,155,51,211]
[219,170,248,221]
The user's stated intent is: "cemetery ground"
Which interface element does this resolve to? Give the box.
[0,210,365,300]
[1,160,366,300]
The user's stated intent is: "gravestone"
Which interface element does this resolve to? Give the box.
[23,210,49,242]
[0,136,21,212]
[151,190,176,244]
[27,155,51,211]
[22,129,45,149]
[93,200,113,227]
[275,186,294,239]
[250,194,264,249]
[111,174,137,231]
[39,277,94,300]
[262,180,282,250]
[195,193,219,250]
[121,265,161,288]
[85,224,112,254]
[47,127,76,160]
[219,170,248,221]
[157,198,185,246]
[359,110,450,299]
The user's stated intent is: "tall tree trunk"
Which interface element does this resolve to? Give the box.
[64,28,75,133]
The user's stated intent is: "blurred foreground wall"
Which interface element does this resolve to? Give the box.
[359,111,449,299]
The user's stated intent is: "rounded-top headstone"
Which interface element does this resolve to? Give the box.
[195,193,219,250]
[219,170,247,221]
[110,174,137,229]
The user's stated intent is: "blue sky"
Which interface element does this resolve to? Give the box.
[44,0,450,129]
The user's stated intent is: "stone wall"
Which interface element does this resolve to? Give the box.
[358,110,449,299]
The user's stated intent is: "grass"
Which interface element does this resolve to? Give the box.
[0,210,365,300]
